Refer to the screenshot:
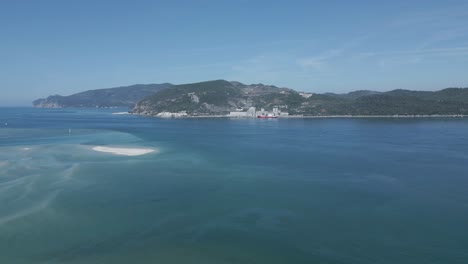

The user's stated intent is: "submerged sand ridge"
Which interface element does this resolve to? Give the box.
[92,146,156,156]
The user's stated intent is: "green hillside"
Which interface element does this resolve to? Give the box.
[133,80,298,115]
[133,80,468,116]
[33,83,172,108]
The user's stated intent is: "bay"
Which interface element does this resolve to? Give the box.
[0,108,467,264]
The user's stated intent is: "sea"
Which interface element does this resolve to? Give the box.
[0,107,467,264]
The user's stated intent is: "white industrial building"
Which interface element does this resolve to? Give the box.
[229,107,257,117]
[156,111,188,118]
[230,107,288,118]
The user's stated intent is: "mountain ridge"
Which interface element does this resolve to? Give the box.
[132,80,468,116]
[33,83,172,108]
[33,80,468,116]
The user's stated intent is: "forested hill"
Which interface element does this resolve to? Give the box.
[132,80,298,115]
[132,80,468,116]
[33,80,468,115]
[33,83,172,108]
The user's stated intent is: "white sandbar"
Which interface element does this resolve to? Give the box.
[92,146,156,156]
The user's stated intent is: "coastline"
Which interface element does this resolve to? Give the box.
[28,108,467,119]
[133,113,467,119]
[281,114,467,119]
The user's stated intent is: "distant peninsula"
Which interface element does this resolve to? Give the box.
[34,80,468,117]
[33,83,172,108]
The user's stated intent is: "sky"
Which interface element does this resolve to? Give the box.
[1,0,468,106]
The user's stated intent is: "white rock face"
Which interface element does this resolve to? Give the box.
[299,92,313,98]
[189,93,200,103]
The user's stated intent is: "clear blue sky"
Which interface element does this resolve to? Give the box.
[1,0,467,105]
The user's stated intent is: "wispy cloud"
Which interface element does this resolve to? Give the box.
[390,3,468,28]
[295,36,369,71]
[296,49,343,71]
[229,54,296,85]
[375,46,468,68]
[383,3,468,61]
[420,28,468,49]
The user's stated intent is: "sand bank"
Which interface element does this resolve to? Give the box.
[92,146,156,156]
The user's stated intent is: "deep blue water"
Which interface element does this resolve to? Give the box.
[0,107,467,263]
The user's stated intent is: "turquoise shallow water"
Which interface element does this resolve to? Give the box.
[0,108,468,263]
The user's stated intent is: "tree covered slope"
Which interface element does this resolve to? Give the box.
[33,83,172,108]
[133,81,468,116]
